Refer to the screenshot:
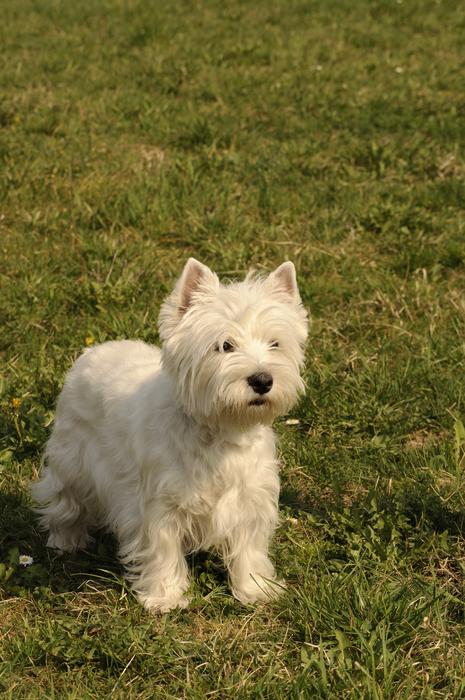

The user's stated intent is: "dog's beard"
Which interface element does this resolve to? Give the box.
[221,396,277,428]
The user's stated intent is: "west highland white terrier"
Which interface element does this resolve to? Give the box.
[32,259,308,612]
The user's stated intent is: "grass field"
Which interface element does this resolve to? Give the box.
[1,0,465,697]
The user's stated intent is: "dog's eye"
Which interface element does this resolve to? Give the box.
[270,341,279,348]
[222,340,234,353]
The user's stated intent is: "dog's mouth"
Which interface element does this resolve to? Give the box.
[248,398,267,407]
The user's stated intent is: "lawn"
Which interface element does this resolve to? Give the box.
[1,0,465,697]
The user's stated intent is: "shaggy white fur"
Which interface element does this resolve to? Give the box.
[31,259,308,612]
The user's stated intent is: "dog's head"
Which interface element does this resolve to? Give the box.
[159,258,309,428]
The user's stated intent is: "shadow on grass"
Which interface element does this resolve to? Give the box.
[396,486,465,537]
[280,484,325,517]
[5,477,463,602]
[0,489,125,597]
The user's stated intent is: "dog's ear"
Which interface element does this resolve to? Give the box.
[267,262,301,302]
[159,259,219,340]
[178,258,218,314]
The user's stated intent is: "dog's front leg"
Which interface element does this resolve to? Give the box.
[128,509,190,613]
[225,523,283,605]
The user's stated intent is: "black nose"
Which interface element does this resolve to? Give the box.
[247,372,273,395]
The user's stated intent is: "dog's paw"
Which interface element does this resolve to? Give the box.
[232,576,286,605]
[138,591,191,614]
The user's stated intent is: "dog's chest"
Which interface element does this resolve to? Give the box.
[183,449,255,516]
[181,479,253,550]
[177,433,277,546]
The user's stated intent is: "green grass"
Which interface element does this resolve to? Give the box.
[1,0,465,696]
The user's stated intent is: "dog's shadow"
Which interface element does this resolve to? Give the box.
[280,484,321,517]
[0,489,127,596]
[0,490,229,600]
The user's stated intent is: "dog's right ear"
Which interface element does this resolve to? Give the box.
[178,258,219,315]
[159,259,219,340]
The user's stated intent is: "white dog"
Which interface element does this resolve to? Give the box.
[32,259,308,612]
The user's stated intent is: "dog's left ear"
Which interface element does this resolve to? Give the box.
[267,262,301,302]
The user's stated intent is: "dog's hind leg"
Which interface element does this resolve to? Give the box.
[32,469,92,552]
[31,431,95,553]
